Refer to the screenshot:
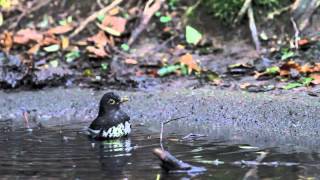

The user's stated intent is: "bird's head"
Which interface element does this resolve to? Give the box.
[99,92,129,114]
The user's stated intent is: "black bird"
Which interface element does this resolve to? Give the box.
[88,92,131,139]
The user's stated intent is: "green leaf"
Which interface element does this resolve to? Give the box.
[121,43,130,51]
[157,65,180,76]
[59,16,73,26]
[283,82,302,90]
[65,51,80,63]
[159,16,172,23]
[300,77,314,86]
[97,13,105,23]
[101,63,108,71]
[49,59,59,68]
[265,66,280,75]
[186,25,202,45]
[281,50,295,61]
[43,44,60,52]
[155,12,162,17]
[180,64,188,75]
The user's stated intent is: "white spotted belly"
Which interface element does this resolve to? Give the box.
[88,121,131,139]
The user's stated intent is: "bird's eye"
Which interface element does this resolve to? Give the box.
[108,99,116,105]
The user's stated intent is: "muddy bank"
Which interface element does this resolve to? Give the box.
[1,87,320,152]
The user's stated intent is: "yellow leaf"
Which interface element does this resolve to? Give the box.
[96,23,121,36]
[108,7,119,15]
[61,36,69,49]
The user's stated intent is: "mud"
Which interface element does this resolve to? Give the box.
[0,87,320,152]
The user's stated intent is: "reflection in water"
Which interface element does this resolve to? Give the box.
[0,120,319,179]
[97,138,133,177]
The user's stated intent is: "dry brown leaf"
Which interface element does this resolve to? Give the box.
[102,15,127,36]
[179,53,201,73]
[28,44,41,55]
[280,60,301,76]
[240,82,251,89]
[41,35,59,45]
[0,31,13,53]
[86,46,108,57]
[125,58,138,65]
[87,31,108,47]
[13,28,43,44]
[46,25,73,35]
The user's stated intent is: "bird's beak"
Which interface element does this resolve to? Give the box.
[120,96,129,103]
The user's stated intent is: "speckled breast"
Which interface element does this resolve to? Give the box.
[88,121,131,139]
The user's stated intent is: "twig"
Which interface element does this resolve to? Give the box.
[128,0,164,46]
[247,4,260,54]
[182,0,202,25]
[267,5,291,20]
[290,17,300,50]
[69,0,123,38]
[152,35,178,52]
[9,0,52,29]
[234,0,252,24]
[160,116,187,150]
[243,151,268,180]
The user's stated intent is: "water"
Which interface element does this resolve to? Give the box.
[0,120,319,179]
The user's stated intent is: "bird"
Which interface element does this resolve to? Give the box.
[88,92,131,139]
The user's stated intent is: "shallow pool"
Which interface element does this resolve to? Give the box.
[0,120,319,179]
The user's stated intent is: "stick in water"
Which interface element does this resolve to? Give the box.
[160,116,187,150]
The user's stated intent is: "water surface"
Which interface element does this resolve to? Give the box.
[0,120,319,179]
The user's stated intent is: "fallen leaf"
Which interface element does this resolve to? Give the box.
[28,44,41,55]
[87,31,107,48]
[101,15,127,36]
[61,36,69,49]
[240,82,251,89]
[108,7,120,15]
[159,15,172,23]
[96,23,121,36]
[86,46,108,57]
[46,25,73,35]
[185,25,202,45]
[43,44,60,52]
[280,60,301,76]
[157,65,180,76]
[101,63,108,70]
[49,59,59,68]
[65,50,80,63]
[283,82,302,90]
[41,35,59,45]
[179,53,200,73]
[125,58,138,65]
[298,39,309,46]
[0,31,13,52]
[121,43,130,51]
[13,28,43,44]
